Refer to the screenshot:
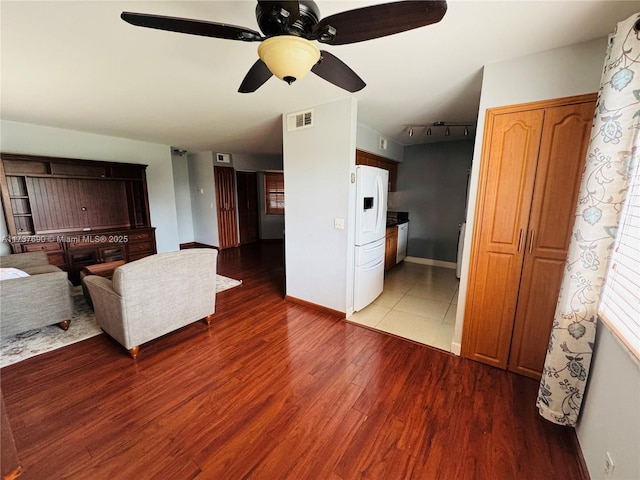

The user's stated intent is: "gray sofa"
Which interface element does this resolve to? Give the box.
[83,249,218,359]
[0,251,73,338]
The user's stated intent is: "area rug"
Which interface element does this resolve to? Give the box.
[0,274,242,368]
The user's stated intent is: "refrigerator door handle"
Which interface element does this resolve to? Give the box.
[375,175,384,233]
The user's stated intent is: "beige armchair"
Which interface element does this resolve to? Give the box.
[83,249,218,358]
[0,251,73,339]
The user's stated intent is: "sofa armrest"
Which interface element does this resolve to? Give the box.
[83,275,131,348]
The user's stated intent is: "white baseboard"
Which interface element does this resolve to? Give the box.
[450,341,462,356]
[404,256,457,269]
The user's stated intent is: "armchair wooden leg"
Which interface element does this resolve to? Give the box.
[128,346,140,359]
[204,314,215,326]
[58,320,71,331]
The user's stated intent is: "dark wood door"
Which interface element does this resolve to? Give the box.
[508,100,595,378]
[236,171,259,245]
[214,166,239,250]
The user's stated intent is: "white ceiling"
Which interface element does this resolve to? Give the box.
[2,1,638,155]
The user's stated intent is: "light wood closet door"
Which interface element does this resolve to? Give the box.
[462,94,597,378]
[508,101,595,378]
[462,109,544,369]
[215,166,239,249]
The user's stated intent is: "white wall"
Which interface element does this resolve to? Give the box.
[187,151,218,247]
[454,36,640,479]
[576,324,640,480]
[171,152,194,245]
[0,120,180,253]
[356,123,403,162]
[283,97,357,313]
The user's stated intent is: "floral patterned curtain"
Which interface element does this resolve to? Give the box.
[537,12,640,426]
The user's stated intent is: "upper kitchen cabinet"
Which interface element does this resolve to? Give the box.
[356,149,398,191]
[461,93,596,380]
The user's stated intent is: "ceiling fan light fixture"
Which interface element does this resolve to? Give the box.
[258,36,320,84]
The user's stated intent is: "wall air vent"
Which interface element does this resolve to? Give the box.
[216,153,231,163]
[287,109,314,131]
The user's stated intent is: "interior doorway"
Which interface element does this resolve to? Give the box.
[236,171,259,245]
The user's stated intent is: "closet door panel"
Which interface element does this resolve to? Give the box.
[526,102,595,254]
[215,166,239,250]
[469,252,523,367]
[480,112,544,248]
[462,109,544,367]
[508,100,595,378]
[507,256,566,378]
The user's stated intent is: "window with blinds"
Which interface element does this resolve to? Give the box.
[598,157,640,360]
[264,172,284,215]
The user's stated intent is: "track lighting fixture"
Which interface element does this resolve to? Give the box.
[403,122,475,138]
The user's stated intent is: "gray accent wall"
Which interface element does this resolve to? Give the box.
[390,140,473,262]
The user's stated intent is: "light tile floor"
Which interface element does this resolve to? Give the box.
[349,261,459,352]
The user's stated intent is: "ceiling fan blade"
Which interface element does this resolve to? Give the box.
[238,59,273,93]
[313,0,447,45]
[121,12,263,42]
[257,1,300,24]
[311,51,366,92]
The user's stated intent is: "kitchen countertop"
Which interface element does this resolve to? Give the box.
[386,220,409,228]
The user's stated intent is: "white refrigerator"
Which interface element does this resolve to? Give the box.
[354,165,388,311]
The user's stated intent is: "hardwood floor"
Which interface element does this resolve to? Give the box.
[1,241,585,479]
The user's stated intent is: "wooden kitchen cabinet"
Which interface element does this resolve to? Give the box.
[356,149,398,192]
[385,226,398,271]
[462,94,596,379]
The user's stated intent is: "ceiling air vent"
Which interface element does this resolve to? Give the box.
[287,109,314,131]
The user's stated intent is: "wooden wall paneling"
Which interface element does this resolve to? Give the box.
[462,109,544,368]
[215,166,239,249]
[26,178,129,234]
[508,101,595,378]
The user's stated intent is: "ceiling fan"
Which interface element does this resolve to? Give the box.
[121,1,447,93]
